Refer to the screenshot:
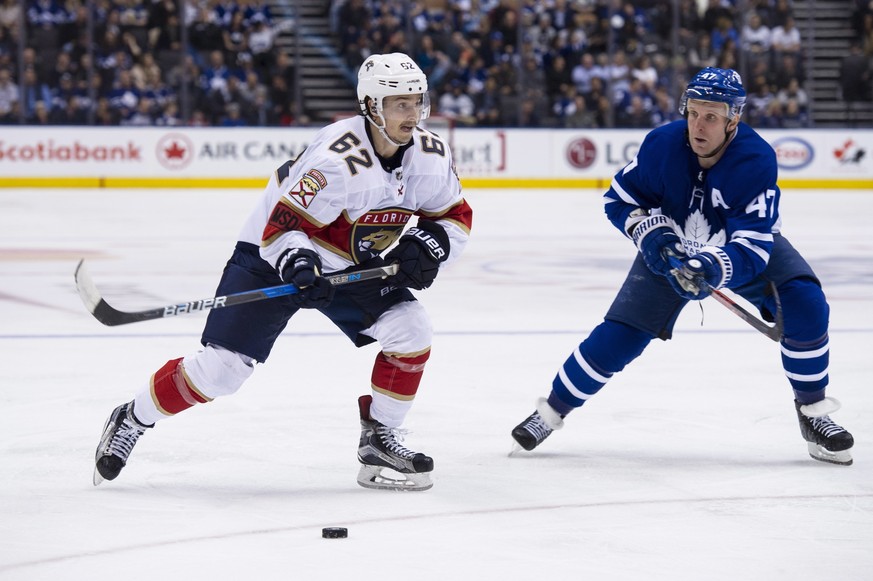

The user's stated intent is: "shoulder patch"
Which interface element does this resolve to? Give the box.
[287,169,328,209]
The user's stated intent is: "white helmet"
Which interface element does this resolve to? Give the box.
[357,53,430,121]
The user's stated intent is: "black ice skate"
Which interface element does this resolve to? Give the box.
[511,397,565,451]
[93,401,152,485]
[356,395,433,491]
[795,398,853,465]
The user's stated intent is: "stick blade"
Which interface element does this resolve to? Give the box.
[74,259,125,326]
[74,259,101,313]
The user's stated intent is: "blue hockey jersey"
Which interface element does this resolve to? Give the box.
[604,120,781,289]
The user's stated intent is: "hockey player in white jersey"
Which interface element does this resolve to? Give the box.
[93,53,473,491]
[511,67,853,465]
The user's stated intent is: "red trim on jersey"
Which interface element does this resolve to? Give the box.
[262,199,325,246]
[314,214,354,256]
[150,358,208,416]
[420,199,473,233]
[371,350,431,398]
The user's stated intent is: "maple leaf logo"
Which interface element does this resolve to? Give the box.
[678,210,725,254]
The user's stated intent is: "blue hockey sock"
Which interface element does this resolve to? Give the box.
[550,320,652,410]
[775,279,830,401]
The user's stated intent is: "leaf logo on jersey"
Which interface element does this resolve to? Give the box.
[288,169,328,209]
[677,210,725,254]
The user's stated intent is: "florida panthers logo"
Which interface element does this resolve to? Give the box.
[358,229,399,254]
[350,208,413,264]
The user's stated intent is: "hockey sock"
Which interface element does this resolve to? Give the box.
[784,331,829,404]
[775,279,830,402]
[150,357,210,416]
[370,349,430,427]
[551,321,652,409]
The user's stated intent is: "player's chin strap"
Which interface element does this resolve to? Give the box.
[364,111,406,148]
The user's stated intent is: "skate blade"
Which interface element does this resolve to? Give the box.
[93,467,105,486]
[807,442,853,466]
[356,464,433,491]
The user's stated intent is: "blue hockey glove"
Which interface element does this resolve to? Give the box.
[667,253,723,300]
[631,214,685,277]
[278,248,335,309]
[385,220,450,290]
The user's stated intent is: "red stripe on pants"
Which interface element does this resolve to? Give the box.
[151,358,207,415]
[371,350,430,399]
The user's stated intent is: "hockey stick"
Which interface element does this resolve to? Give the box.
[74,259,398,327]
[667,255,784,341]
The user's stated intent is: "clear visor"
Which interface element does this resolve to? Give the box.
[379,93,431,122]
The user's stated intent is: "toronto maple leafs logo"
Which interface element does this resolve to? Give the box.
[677,210,726,255]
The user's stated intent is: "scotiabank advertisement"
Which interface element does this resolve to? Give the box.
[0,127,870,188]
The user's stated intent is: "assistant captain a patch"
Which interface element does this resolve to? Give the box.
[288,169,328,209]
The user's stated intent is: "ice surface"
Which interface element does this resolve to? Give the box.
[0,187,871,580]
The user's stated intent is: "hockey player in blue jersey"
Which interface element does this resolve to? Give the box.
[511,67,854,465]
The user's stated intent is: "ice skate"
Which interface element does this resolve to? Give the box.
[93,401,152,485]
[511,397,565,452]
[356,395,433,491]
[795,398,853,465]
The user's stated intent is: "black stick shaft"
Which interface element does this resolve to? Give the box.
[75,260,398,327]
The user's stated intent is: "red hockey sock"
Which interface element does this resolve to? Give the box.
[150,358,210,416]
[371,349,431,400]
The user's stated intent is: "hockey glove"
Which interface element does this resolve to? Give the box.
[278,248,335,309]
[631,214,685,277]
[667,253,724,300]
[385,220,450,290]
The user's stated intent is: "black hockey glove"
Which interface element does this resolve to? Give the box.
[278,248,335,309]
[631,214,685,277]
[385,220,450,290]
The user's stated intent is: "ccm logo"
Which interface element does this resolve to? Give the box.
[772,137,814,170]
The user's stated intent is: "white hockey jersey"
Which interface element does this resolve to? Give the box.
[238,115,472,274]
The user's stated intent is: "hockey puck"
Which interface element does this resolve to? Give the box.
[322,527,348,539]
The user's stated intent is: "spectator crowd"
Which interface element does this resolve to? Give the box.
[0,0,871,129]
[0,0,298,126]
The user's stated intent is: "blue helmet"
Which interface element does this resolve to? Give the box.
[679,67,746,119]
